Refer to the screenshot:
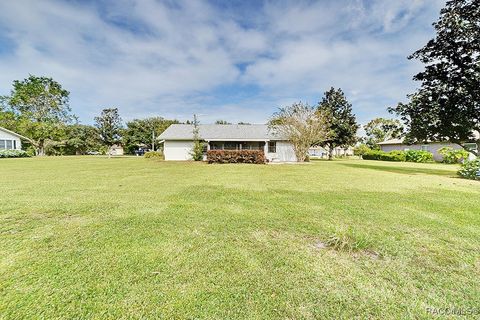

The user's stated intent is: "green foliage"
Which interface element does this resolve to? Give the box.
[438,147,470,164]
[190,114,204,161]
[144,151,164,159]
[215,120,231,124]
[316,87,359,159]
[363,150,406,162]
[390,0,480,156]
[0,149,31,158]
[3,75,74,155]
[404,150,433,163]
[353,144,371,157]
[123,117,179,154]
[207,150,266,164]
[325,228,373,253]
[457,158,480,180]
[363,118,404,148]
[94,108,123,147]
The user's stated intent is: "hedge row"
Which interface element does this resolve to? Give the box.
[0,150,31,158]
[363,149,433,163]
[207,150,266,164]
[363,150,406,161]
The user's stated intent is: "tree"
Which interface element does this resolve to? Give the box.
[94,108,123,150]
[64,124,101,155]
[215,120,231,125]
[3,75,74,155]
[237,122,251,125]
[316,87,359,159]
[123,117,179,154]
[269,102,331,162]
[390,0,480,156]
[190,114,204,161]
[363,118,404,148]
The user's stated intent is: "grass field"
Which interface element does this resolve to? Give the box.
[1,157,479,319]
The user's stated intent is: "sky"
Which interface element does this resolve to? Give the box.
[0,0,445,126]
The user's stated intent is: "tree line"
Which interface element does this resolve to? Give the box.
[0,76,180,156]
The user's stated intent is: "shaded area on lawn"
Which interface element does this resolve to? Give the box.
[337,162,457,177]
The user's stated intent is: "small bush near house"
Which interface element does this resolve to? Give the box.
[439,147,470,164]
[0,150,31,158]
[353,144,371,157]
[363,150,406,162]
[207,150,266,164]
[144,151,164,159]
[457,158,480,180]
[405,150,433,163]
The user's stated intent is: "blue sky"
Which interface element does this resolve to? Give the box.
[0,0,445,125]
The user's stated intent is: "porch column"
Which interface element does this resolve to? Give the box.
[206,141,211,151]
[264,141,268,154]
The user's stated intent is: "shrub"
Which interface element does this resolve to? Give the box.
[144,151,164,159]
[353,144,371,157]
[457,158,480,180]
[405,150,433,163]
[0,150,31,158]
[439,147,470,164]
[363,150,405,161]
[207,150,266,164]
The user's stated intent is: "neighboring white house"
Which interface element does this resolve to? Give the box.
[378,138,478,161]
[158,124,297,162]
[308,146,354,158]
[0,126,27,151]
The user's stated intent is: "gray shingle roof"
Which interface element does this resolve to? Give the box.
[158,124,286,140]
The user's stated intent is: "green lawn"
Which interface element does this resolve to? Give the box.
[1,157,479,319]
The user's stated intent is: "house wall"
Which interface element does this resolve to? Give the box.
[164,140,194,160]
[379,142,465,161]
[267,141,297,162]
[0,129,22,150]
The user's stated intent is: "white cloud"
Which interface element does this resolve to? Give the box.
[0,0,445,125]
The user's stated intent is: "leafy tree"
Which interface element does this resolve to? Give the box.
[3,75,74,155]
[390,0,480,156]
[123,117,179,154]
[215,120,231,125]
[190,114,204,161]
[316,88,359,159]
[237,122,251,125]
[363,118,404,148]
[269,102,331,162]
[65,124,101,155]
[94,108,123,150]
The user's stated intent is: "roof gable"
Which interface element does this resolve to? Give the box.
[0,127,30,140]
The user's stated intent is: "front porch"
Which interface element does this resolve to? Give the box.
[205,140,277,154]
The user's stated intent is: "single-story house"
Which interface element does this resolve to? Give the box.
[378,138,478,161]
[308,146,354,158]
[158,124,297,162]
[109,144,124,156]
[0,126,28,150]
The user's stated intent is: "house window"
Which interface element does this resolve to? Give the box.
[268,141,276,153]
[224,142,237,150]
[421,145,429,151]
[0,140,14,150]
[211,142,223,150]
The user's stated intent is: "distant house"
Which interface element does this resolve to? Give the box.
[0,127,28,151]
[308,146,354,158]
[109,144,124,156]
[378,138,477,161]
[158,124,297,162]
